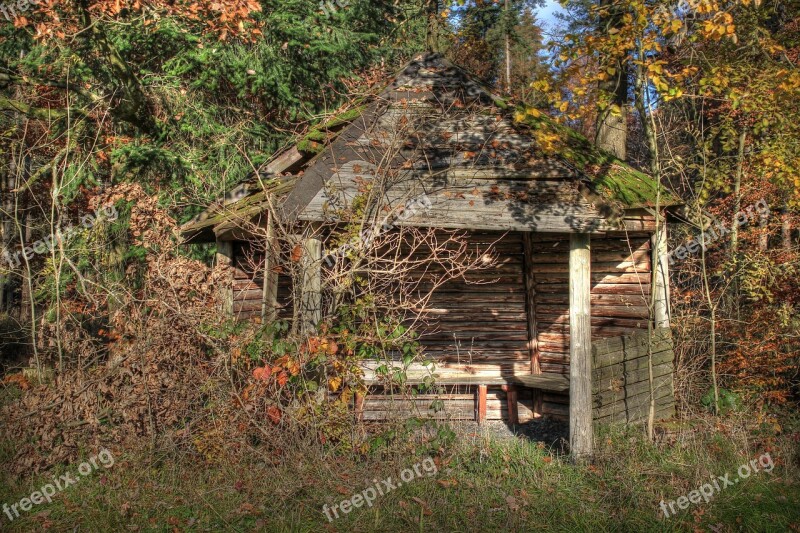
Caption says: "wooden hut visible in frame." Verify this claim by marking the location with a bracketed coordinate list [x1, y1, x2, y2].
[182, 53, 681, 457]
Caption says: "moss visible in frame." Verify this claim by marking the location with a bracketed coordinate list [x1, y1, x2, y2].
[297, 105, 366, 155]
[514, 105, 680, 209]
[297, 139, 324, 155]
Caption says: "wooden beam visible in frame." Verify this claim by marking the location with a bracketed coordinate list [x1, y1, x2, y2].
[569, 232, 593, 462]
[501, 384, 519, 425]
[300, 237, 322, 335]
[652, 223, 670, 328]
[354, 392, 365, 422]
[261, 213, 279, 323]
[216, 240, 233, 316]
[523, 233, 540, 374]
[476, 385, 487, 424]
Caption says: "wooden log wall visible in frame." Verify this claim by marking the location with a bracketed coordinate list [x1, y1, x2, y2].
[231, 241, 294, 321]
[592, 328, 676, 424]
[359, 231, 532, 382]
[530, 232, 653, 418]
[359, 385, 537, 422]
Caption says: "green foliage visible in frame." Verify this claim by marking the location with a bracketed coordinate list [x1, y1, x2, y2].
[702, 388, 742, 414]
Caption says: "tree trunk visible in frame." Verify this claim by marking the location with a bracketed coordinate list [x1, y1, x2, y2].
[505, 0, 512, 94]
[595, 0, 628, 160]
[425, 0, 439, 53]
[731, 129, 746, 254]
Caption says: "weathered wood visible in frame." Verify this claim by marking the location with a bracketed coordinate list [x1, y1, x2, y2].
[592, 328, 672, 357]
[511, 373, 570, 392]
[261, 213, 279, 322]
[594, 394, 674, 422]
[523, 233, 540, 375]
[593, 342, 674, 369]
[652, 222, 671, 328]
[569, 232, 593, 461]
[593, 361, 674, 391]
[300, 237, 322, 334]
[593, 347, 674, 376]
[501, 384, 519, 424]
[216, 240, 233, 316]
[593, 373, 673, 406]
[477, 384, 487, 424]
[354, 392, 365, 422]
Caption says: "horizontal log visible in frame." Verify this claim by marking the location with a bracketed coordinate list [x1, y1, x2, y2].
[593, 347, 674, 376]
[530, 249, 650, 263]
[593, 361, 674, 390]
[537, 304, 650, 319]
[531, 260, 651, 274]
[593, 342, 674, 369]
[536, 315, 650, 330]
[592, 328, 673, 357]
[593, 394, 674, 421]
[536, 293, 649, 306]
[593, 373, 673, 407]
[535, 283, 651, 295]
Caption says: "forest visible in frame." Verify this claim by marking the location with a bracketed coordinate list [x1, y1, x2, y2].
[0, 0, 799, 530]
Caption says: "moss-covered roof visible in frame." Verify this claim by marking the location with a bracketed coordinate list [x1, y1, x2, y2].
[297, 105, 368, 155]
[513, 106, 681, 209]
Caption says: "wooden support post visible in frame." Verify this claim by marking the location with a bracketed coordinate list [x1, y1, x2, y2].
[216, 240, 234, 316]
[476, 385, 487, 424]
[501, 384, 519, 425]
[523, 233, 542, 417]
[300, 237, 322, 335]
[569, 232, 593, 462]
[261, 213, 279, 323]
[523, 234, 540, 374]
[652, 223, 671, 329]
[354, 392, 365, 422]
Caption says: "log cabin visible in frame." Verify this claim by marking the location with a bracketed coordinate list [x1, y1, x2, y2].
[181, 53, 681, 458]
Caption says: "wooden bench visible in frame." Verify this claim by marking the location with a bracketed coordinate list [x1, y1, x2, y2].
[358, 373, 570, 425]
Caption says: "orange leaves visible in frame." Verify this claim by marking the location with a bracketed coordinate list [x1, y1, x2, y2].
[252, 366, 272, 381]
[251, 356, 296, 388]
[302, 336, 339, 357]
[3, 373, 31, 391]
[266, 405, 281, 424]
[290, 244, 303, 262]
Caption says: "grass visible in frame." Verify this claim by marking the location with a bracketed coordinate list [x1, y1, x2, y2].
[1, 411, 799, 532]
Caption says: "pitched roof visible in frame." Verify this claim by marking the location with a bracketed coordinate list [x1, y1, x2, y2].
[181, 53, 679, 242]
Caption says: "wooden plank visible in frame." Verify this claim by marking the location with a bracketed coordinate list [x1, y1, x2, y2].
[569, 232, 593, 462]
[652, 222, 671, 328]
[523, 233, 540, 375]
[261, 213, 279, 322]
[592, 328, 672, 357]
[216, 240, 234, 316]
[593, 342, 674, 369]
[511, 373, 570, 392]
[477, 384, 487, 424]
[593, 394, 674, 421]
[593, 361, 674, 391]
[593, 373, 673, 408]
[593, 346, 674, 374]
[300, 237, 322, 334]
[502, 384, 519, 425]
